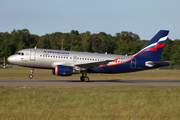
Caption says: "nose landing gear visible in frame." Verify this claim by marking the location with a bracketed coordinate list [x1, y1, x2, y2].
[29, 68, 34, 79]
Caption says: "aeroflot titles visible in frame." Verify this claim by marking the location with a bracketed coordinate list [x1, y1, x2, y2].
[43, 51, 69, 55]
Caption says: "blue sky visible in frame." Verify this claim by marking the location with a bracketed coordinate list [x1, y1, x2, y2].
[0, 0, 180, 40]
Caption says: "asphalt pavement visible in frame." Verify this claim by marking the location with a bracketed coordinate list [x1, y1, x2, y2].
[0, 79, 180, 86]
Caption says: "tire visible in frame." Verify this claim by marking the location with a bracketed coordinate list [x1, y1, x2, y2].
[83, 76, 89, 82]
[80, 76, 84, 81]
[29, 74, 33, 79]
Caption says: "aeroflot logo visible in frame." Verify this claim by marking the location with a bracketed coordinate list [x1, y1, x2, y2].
[43, 51, 69, 54]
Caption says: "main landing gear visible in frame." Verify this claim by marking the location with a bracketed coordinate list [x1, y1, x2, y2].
[29, 68, 34, 79]
[80, 71, 89, 82]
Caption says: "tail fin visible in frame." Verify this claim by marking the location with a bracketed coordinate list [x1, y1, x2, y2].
[134, 30, 169, 60]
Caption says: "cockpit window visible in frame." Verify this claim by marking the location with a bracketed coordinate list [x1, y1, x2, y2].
[15, 52, 24, 56]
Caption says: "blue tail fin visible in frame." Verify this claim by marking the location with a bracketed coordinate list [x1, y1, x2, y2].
[134, 30, 169, 60]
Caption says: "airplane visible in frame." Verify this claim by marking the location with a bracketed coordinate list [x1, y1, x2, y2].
[7, 30, 170, 82]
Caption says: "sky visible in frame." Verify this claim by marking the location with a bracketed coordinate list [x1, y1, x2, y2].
[0, 0, 180, 40]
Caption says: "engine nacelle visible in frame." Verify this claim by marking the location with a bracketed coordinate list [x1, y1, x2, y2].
[53, 65, 73, 76]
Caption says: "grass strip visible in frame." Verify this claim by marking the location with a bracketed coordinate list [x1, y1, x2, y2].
[0, 85, 180, 119]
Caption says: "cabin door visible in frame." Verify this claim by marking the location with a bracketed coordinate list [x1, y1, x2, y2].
[30, 50, 36, 61]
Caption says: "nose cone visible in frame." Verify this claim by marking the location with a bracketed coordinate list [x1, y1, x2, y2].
[7, 56, 12, 63]
[7, 56, 16, 64]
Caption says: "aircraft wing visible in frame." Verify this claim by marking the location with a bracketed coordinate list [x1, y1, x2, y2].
[75, 60, 113, 69]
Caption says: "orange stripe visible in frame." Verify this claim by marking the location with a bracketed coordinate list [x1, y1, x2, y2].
[100, 57, 135, 67]
[56, 65, 58, 75]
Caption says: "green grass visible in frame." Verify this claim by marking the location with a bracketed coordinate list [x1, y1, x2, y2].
[0, 66, 180, 79]
[0, 86, 180, 119]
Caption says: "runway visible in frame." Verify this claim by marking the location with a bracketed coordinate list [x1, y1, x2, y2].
[0, 79, 180, 86]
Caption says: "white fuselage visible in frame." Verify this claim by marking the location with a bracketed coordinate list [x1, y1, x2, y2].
[8, 48, 132, 69]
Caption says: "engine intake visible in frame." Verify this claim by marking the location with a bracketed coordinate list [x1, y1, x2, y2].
[53, 65, 73, 76]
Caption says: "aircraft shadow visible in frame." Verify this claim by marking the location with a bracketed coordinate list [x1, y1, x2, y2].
[65, 79, 131, 83]
[63, 79, 180, 83]
[34, 79, 132, 83]
[1, 79, 180, 84]
[0, 79, 132, 83]
[34, 79, 180, 83]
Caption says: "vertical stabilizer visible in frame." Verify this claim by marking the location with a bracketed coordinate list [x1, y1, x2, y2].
[134, 30, 169, 60]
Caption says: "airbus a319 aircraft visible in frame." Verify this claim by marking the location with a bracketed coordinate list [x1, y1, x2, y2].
[8, 30, 170, 82]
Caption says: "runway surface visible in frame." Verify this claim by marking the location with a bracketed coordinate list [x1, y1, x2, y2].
[0, 79, 180, 86]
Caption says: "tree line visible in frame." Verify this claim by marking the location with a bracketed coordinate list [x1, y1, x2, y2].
[0, 29, 180, 65]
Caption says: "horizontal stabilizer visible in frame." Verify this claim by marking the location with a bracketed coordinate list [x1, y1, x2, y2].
[145, 61, 170, 67]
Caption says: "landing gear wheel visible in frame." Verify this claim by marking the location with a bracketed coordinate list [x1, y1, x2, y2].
[83, 76, 89, 82]
[80, 71, 90, 82]
[29, 68, 34, 79]
[29, 74, 33, 79]
[80, 76, 85, 81]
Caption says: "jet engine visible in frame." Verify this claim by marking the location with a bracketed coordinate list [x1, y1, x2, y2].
[53, 65, 73, 76]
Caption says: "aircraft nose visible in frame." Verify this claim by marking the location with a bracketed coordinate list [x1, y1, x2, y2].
[7, 56, 15, 64]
